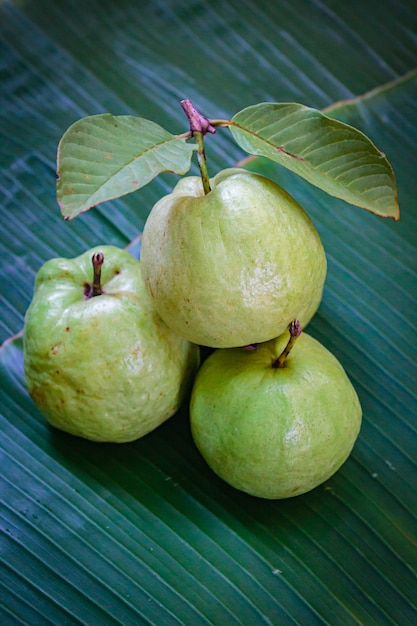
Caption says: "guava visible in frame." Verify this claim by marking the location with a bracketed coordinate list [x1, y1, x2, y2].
[190, 323, 362, 499]
[23, 245, 199, 443]
[140, 168, 327, 348]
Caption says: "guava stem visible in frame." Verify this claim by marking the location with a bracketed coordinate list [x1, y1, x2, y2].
[181, 99, 215, 195]
[91, 252, 104, 297]
[273, 320, 302, 368]
[207, 119, 232, 128]
[195, 132, 212, 195]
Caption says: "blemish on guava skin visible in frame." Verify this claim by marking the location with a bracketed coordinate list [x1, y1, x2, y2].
[65, 326, 70, 332]
[30, 386, 46, 406]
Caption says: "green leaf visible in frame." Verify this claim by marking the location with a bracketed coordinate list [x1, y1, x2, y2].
[57, 114, 196, 219]
[230, 103, 400, 219]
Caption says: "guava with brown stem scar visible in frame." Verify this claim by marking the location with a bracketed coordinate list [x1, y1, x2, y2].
[23, 245, 200, 443]
[190, 321, 362, 499]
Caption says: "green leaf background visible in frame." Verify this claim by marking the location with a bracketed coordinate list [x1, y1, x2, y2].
[1, 1, 416, 624]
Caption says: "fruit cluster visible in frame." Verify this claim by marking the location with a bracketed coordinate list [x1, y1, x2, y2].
[24, 167, 362, 499]
[26, 97, 398, 499]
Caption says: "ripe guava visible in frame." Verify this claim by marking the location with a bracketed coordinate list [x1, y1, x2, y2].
[190, 325, 362, 499]
[140, 168, 327, 348]
[23, 245, 199, 442]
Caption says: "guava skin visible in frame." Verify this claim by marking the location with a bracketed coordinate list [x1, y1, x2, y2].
[140, 168, 327, 348]
[23, 245, 200, 443]
[190, 332, 362, 499]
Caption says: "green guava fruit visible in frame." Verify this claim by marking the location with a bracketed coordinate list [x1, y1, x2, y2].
[23, 245, 199, 443]
[140, 168, 327, 348]
[190, 324, 362, 499]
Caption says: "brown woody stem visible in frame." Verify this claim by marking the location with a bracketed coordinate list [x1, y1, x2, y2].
[195, 132, 211, 195]
[273, 320, 302, 368]
[91, 252, 104, 297]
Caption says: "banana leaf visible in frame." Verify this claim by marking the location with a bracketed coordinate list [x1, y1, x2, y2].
[1, 1, 416, 624]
